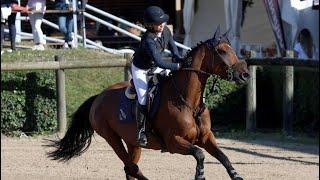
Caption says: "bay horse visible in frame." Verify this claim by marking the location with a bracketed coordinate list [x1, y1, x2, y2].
[48, 28, 249, 180]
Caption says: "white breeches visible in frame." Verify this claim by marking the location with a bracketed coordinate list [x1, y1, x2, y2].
[131, 63, 170, 105]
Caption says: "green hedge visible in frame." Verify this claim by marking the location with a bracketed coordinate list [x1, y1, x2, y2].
[1, 71, 57, 135]
[293, 68, 319, 133]
[205, 77, 246, 128]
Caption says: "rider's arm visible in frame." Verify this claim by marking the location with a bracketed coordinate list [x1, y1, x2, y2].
[145, 38, 180, 70]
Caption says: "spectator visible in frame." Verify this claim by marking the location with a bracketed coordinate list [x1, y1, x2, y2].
[27, 0, 46, 51]
[53, 0, 74, 49]
[1, 0, 28, 55]
[294, 28, 318, 59]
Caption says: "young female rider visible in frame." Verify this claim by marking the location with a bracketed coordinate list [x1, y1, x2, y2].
[131, 6, 190, 147]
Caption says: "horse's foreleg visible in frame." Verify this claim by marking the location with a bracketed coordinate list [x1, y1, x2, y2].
[197, 130, 243, 180]
[196, 109, 243, 180]
[168, 136, 205, 180]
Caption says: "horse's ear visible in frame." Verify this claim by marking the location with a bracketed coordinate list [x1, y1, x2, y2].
[213, 25, 221, 39]
[222, 28, 231, 38]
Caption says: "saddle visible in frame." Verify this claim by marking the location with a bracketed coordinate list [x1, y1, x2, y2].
[125, 70, 165, 115]
[124, 79, 137, 100]
[119, 68, 169, 123]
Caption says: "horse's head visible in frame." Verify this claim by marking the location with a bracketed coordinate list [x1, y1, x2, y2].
[188, 26, 250, 85]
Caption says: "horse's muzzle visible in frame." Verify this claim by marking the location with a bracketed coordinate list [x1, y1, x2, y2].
[240, 72, 250, 81]
[234, 72, 250, 85]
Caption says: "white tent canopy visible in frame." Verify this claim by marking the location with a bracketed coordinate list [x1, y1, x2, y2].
[280, 0, 319, 58]
[185, 0, 318, 59]
[183, 0, 195, 48]
[224, 0, 242, 55]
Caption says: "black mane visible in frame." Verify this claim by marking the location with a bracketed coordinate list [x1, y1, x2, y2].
[184, 41, 207, 58]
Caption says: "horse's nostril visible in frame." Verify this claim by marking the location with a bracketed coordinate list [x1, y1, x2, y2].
[241, 72, 250, 80]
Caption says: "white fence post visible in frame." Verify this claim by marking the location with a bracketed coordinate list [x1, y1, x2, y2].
[246, 65, 257, 131]
[282, 51, 294, 136]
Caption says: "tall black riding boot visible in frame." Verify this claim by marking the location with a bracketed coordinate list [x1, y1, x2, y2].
[136, 104, 147, 147]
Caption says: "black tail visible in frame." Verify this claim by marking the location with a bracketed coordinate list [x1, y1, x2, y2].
[47, 95, 98, 161]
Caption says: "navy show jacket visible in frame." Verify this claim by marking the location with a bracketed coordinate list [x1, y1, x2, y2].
[132, 26, 181, 70]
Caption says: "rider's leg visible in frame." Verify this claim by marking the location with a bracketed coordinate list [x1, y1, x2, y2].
[135, 103, 147, 147]
[131, 63, 148, 147]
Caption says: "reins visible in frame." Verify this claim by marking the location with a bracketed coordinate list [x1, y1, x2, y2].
[179, 67, 214, 76]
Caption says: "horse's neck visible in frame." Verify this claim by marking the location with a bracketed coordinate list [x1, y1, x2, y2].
[185, 45, 209, 108]
[177, 72, 208, 108]
[168, 45, 210, 109]
[174, 51, 209, 108]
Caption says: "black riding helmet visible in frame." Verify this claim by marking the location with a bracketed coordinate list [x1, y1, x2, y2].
[143, 6, 169, 24]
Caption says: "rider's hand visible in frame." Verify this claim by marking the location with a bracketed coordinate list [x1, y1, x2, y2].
[172, 57, 184, 63]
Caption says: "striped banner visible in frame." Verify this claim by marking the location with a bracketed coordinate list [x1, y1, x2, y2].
[263, 0, 287, 56]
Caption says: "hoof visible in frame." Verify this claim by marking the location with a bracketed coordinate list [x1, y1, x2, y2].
[125, 174, 135, 180]
[195, 177, 205, 180]
[232, 177, 243, 180]
[230, 169, 243, 180]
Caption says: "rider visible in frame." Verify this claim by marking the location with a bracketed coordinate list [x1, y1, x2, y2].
[131, 6, 189, 147]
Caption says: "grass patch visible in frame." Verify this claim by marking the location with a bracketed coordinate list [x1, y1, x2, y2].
[1, 45, 123, 62]
[65, 67, 124, 120]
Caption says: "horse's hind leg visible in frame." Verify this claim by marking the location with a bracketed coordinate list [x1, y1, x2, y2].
[197, 130, 243, 180]
[97, 126, 148, 180]
[125, 144, 147, 180]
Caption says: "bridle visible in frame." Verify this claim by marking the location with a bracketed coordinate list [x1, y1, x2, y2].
[169, 41, 236, 121]
[172, 42, 235, 82]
